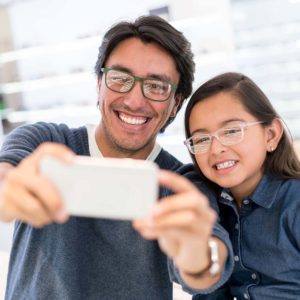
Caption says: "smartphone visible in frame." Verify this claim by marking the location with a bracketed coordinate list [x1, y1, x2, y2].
[39, 156, 159, 220]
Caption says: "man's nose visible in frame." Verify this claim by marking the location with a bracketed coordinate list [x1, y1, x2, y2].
[123, 80, 148, 109]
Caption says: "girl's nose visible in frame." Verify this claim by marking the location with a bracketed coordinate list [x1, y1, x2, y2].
[209, 136, 227, 155]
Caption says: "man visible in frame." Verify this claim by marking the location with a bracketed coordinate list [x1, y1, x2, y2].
[0, 16, 233, 299]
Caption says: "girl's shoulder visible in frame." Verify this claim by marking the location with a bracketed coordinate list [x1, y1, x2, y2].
[275, 177, 300, 206]
[280, 177, 300, 189]
[252, 175, 300, 209]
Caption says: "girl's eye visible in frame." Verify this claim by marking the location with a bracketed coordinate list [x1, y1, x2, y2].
[194, 136, 210, 144]
[223, 127, 241, 136]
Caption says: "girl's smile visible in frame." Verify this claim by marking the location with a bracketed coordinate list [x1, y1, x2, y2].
[213, 159, 238, 174]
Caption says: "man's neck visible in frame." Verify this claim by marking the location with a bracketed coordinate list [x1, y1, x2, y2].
[95, 125, 156, 160]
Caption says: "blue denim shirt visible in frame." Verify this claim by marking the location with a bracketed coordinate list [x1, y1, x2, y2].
[193, 175, 300, 300]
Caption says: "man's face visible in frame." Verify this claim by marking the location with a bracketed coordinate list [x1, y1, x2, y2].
[97, 37, 180, 158]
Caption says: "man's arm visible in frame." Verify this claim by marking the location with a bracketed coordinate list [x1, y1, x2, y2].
[0, 143, 74, 227]
[133, 170, 232, 291]
[179, 236, 227, 289]
[0, 162, 13, 180]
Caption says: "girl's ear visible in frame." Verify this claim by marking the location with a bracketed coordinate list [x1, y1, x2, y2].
[170, 94, 183, 117]
[265, 118, 284, 152]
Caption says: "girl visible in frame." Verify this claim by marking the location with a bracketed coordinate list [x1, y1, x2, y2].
[184, 72, 300, 299]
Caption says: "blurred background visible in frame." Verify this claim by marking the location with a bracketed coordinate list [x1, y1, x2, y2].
[0, 0, 300, 298]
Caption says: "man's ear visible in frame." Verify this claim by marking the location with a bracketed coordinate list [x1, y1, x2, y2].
[96, 76, 103, 108]
[265, 118, 284, 152]
[170, 94, 183, 117]
[97, 77, 102, 91]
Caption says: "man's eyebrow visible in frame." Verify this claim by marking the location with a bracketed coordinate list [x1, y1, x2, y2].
[107, 64, 173, 82]
[107, 64, 131, 73]
[147, 73, 173, 82]
[190, 118, 246, 136]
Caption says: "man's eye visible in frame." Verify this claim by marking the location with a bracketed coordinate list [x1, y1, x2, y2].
[145, 81, 168, 94]
[153, 82, 164, 89]
[111, 75, 131, 84]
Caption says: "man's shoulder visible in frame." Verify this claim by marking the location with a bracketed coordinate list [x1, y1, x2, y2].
[24, 121, 86, 135]
[156, 149, 216, 198]
[155, 148, 197, 176]
[7, 121, 84, 135]
[0, 122, 90, 164]
[155, 148, 183, 171]
[12, 122, 87, 142]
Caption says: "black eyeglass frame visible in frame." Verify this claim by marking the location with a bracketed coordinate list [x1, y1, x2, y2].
[101, 67, 178, 102]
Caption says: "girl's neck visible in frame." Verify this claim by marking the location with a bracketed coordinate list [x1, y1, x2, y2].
[230, 185, 256, 208]
[229, 170, 265, 208]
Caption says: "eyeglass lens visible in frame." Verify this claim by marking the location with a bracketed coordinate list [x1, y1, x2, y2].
[186, 121, 265, 154]
[105, 69, 172, 101]
[189, 126, 244, 153]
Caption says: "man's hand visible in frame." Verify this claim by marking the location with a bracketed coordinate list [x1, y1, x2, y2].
[0, 142, 75, 228]
[133, 170, 226, 289]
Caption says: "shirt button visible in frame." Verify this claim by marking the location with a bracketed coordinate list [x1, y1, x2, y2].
[251, 273, 257, 280]
[235, 223, 239, 230]
[243, 199, 250, 205]
[234, 255, 240, 262]
[243, 293, 249, 299]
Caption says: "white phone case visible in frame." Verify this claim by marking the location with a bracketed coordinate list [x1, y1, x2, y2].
[39, 156, 159, 220]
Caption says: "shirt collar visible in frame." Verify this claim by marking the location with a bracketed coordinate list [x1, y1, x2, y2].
[249, 174, 282, 208]
[219, 175, 283, 209]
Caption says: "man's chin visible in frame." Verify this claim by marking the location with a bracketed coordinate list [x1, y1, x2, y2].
[113, 139, 154, 155]
[117, 144, 149, 154]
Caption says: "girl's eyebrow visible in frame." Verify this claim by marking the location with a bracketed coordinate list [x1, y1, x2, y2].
[190, 118, 246, 136]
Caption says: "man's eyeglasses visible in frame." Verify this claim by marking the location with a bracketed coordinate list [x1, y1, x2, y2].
[184, 121, 265, 154]
[101, 67, 177, 102]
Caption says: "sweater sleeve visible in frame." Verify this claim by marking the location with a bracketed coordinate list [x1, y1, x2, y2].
[0, 123, 49, 166]
[0, 122, 89, 166]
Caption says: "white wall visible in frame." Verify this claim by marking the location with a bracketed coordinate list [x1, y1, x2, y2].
[0, 223, 13, 252]
[0, 222, 13, 299]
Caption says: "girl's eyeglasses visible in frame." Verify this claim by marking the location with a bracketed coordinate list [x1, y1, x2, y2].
[184, 121, 265, 154]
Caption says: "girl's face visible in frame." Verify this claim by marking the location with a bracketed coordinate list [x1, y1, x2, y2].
[189, 92, 270, 203]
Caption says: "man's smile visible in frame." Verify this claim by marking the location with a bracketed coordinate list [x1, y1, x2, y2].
[118, 111, 148, 125]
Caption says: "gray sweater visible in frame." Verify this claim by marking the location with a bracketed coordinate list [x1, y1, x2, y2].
[0, 122, 233, 300]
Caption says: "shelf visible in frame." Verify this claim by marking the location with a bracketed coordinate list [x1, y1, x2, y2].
[0, 71, 93, 94]
[0, 35, 102, 64]
[0, 14, 234, 65]
[5, 105, 99, 123]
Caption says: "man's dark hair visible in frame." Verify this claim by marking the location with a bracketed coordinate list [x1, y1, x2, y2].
[95, 15, 195, 131]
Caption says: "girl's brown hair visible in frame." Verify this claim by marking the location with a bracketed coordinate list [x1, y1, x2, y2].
[185, 72, 300, 183]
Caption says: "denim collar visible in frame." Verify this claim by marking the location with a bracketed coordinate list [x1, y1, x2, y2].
[219, 174, 282, 209]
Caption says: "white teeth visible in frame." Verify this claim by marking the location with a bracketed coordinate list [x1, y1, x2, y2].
[119, 113, 147, 125]
[216, 161, 236, 170]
